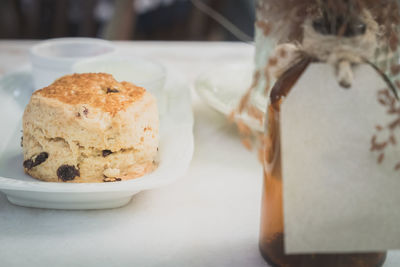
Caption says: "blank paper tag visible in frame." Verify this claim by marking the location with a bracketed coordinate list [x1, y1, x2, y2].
[281, 63, 400, 254]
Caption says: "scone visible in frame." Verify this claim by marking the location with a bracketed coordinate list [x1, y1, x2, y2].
[22, 73, 159, 183]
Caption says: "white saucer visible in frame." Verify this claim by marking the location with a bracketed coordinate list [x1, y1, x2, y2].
[194, 63, 266, 132]
[0, 66, 194, 210]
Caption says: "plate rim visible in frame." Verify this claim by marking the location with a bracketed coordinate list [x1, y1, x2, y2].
[194, 62, 265, 132]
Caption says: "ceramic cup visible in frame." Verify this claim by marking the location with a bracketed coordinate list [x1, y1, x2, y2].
[30, 38, 116, 90]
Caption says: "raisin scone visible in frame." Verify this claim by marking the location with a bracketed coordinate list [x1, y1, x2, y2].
[22, 73, 159, 183]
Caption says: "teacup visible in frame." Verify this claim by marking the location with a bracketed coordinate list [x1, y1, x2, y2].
[30, 38, 116, 90]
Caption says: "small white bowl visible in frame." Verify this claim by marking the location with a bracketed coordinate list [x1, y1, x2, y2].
[73, 56, 167, 114]
[30, 38, 116, 89]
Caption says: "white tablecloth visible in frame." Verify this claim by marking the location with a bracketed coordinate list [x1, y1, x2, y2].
[0, 41, 398, 267]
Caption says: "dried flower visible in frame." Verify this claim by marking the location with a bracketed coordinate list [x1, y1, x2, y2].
[233, 0, 400, 152]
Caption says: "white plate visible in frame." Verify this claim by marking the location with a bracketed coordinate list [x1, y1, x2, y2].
[0, 66, 194, 210]
[194, 63, 266, 132]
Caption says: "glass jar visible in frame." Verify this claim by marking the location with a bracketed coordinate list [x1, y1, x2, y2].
[259, 58, 387, 267]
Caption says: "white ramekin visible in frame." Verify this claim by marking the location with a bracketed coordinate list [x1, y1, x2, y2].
[30, 38, 116, 90]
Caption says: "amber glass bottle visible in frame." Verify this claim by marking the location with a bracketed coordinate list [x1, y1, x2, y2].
[259, 58, 387, 267]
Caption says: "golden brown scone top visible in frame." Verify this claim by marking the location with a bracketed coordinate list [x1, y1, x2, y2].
[35, 73, 146, 115]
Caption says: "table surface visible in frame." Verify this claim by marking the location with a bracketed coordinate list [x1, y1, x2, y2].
[0, 41, 398, 267]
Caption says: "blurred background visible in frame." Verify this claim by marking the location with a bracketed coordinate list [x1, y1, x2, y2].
[0, 0, 255, 41]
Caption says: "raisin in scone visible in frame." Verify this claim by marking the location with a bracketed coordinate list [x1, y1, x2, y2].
[22, 73, 159, 183]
